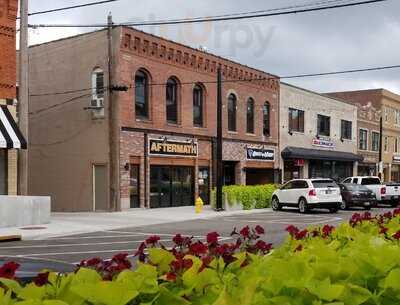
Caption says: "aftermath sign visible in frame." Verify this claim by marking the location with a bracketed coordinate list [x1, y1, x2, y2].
[149, 138, 198, 157]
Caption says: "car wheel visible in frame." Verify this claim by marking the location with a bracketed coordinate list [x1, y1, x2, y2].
[340, 200, 348, 210]
[298, 198, 308, 214]
[271, 197, 282, 211]
[391, 202, 399, 208]
[364, 206, 371, 211]
[329, 207, 339, 213]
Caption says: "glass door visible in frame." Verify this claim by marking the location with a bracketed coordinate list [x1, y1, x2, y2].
[198, 167, 210, 205]
[129, 165, 140, 208]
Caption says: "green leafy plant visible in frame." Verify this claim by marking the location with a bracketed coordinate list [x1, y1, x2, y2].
[211, 184, 278, 210]
[2, 210, 400, 304]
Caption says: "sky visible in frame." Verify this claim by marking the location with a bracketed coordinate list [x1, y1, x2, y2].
[23, 0, 400, 94]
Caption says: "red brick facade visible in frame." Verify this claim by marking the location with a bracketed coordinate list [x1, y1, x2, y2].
[0, 0, 17, 99]
[117, 27, 280, 209]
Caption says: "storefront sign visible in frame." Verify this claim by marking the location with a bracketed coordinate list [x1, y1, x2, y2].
[312, 138, 334, 149]
[393, 156, 400, 163]
[294, 159, 305, 167]
[149, 138, 198, 157]
[246, 147, 275, 161]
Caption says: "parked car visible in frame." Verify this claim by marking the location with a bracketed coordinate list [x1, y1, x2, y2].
[338, 183, 376, 210]
[271, 179, 341, 213]
[342, 176, 400, 207]
[0, 257, 75, 283]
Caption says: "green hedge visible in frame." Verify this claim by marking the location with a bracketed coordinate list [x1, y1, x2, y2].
[211, 184, 278, 210]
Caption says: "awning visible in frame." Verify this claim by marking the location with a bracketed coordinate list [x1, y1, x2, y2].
[0, 105, 27, 149]
[282, 146, 363, 162]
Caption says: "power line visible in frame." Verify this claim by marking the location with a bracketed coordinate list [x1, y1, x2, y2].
[28, 0, 389, 28]
[17, 0, 120, 19]
[28, 63, 400, 98]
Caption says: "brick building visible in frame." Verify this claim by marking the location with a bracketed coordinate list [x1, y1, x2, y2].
[328, 89, 400, 182]
[0, 0, 26, 195]
[28, 27, 280, 212]
[280, 83, 360, 183]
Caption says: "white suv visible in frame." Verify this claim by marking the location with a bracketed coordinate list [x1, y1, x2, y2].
[271, 179, 342, 213]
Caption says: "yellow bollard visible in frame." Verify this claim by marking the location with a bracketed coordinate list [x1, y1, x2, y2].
[195, 197, 204, 214]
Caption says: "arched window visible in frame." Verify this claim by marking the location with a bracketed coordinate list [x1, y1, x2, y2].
[246, 98, 255, 134]
[166, 77, 179, 124]
[193, 84, 204, 127]
[228, 93, 237, 132]
[263, 101, 270, 136]
[91, 68, 104, 104]
[135, 69, 149, 119]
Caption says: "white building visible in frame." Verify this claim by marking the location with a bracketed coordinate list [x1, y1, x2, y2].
[280, 83, 361, 183]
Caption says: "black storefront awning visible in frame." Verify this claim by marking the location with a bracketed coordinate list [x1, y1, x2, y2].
[282, 146, 363, 162]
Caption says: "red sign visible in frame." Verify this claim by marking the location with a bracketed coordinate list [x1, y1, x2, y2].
[294, 159, 305, 167]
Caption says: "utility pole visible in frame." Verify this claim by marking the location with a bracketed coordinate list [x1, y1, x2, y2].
[378, 116, 383, 180]
[18, 0, 29, 195]
[107, 13, 120, 211]
[216, 67, 223, 211]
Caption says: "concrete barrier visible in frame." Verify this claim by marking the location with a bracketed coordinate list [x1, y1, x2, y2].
[0, 196, 51, 228]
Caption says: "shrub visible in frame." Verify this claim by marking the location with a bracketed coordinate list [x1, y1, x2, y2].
[211, 184, 278, 210]
[2, 209, 400, 304]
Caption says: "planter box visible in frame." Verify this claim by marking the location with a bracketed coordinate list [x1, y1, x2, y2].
[0, 196, 51, 228]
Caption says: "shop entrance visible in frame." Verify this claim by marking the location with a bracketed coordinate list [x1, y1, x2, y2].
[246, 168, 274, 185]
[309, 160, 353, 182]
[150, 166, 194, 208]
[198, 167, 210, 205]
[223, 162, 237, 185]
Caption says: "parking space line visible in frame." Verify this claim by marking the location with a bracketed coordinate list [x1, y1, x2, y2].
[51, 234, 149, 240]
[16, 248, 140, 258]
[0, 239, 172, 250]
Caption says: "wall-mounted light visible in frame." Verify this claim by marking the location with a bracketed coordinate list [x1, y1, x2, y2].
[288, 130, 293, 136]
[124, 163, 130, 171]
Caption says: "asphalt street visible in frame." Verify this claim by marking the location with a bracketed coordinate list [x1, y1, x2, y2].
[0, 207, 395, 265]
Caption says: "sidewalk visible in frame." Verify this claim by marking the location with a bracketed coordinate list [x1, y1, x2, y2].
[0, 206, 272, 240]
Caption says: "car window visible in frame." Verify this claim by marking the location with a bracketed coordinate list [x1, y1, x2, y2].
[342, 178, 351, 183]
[281, 182, 293, 190]
[292, 181, 308, 189]
[353, 178, 359, 184]
[312, 180, 338, 188]
[361, 178, 381, 185]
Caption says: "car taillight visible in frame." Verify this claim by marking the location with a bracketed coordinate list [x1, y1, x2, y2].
[381, 187, 386, 195]
[309, 189, 317, 196]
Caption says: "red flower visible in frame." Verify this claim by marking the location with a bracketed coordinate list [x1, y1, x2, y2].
[380, 227, 388, 235]
[166, 272, 177, 282]
[112, 253, 129, 262]
[199, 256, 213, 273]
[34, 272, 50, 287]
[240, 226, 250, 238]
[255, 240, 272, 253]
[146, 235, 161, 245]
[393, 208, 400, 217]
[86, 257, 103, 267]
[295, 229, 308, 240]
[189, 241, 208, 256]
[322, 225, 335, 237]
[255, 225, 265, 235]
[286, 225, 300, 237]
[172, 234, 184, 246]
[0, 262, 20, 279]
[392, 231, 400, 240]
[206, 232, 220, 245]
[311, 229, 320, 237]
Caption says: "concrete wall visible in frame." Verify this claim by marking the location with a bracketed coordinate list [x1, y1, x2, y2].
[28, 30, 113, 212]
[0, 196, 50, 228]
[280, 83, 358, 154]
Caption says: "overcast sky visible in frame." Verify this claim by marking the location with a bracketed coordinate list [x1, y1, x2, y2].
[24, 0, 400, 94]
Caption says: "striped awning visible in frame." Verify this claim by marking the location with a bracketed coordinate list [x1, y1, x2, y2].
[0, 105, 27, 149]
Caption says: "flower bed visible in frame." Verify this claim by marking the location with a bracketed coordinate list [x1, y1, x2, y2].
[2, 210, 400, 304]
[211, 184, 278, 210]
